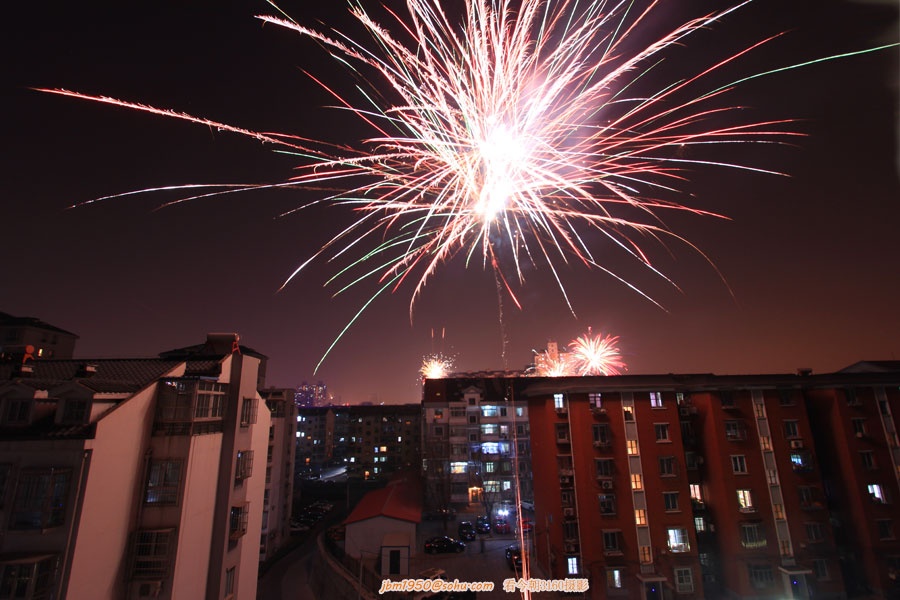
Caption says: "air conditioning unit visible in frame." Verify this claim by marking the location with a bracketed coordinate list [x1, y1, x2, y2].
[563, 508, 575, 517]
[601, 479, 614, 490]
[790, 440, 804, 449]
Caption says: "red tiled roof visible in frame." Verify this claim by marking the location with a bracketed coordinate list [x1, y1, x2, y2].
[344, 476, 422, 525]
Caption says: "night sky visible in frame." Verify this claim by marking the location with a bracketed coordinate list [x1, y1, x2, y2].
[4, 0, 898, 404]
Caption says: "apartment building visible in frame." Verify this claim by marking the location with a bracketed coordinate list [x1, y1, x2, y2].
[296, 404, 421, 480]
[258, 387, 298, 563]
[426, 366, 900, 599]
[422, 375, 532, 512]
[0, 333, 270, 600]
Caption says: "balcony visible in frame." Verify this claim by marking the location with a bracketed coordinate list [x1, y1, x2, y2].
[593, 440, 611, 450]
[591, 407, 608, 418]
[154, 379, 226, 436]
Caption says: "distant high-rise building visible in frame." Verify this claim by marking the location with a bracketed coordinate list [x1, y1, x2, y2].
[0, 333, 272, 600]
[295, 381, 329, 408]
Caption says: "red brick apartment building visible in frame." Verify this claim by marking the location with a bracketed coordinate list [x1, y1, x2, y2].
[425, 363, 900, 599]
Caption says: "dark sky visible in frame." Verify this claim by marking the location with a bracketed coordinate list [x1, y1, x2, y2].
[3, 0, 898, 404]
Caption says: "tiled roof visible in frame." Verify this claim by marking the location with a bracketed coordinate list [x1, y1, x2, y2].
[345, 475, 422, 525]
[0, 359, 182, 391]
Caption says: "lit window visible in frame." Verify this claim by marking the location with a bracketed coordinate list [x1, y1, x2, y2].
[773, 503, 785, 519]
[694, 516, 706, 532]
[598, 494, 616, 515]
[635, 509, 647, 525]
[737, 489, 754, 512]
[623, 406, 634, 421]
[554, 394, 565, 409]
[649, 392, 663, 408]
[689, 484, 703, 503]
[567, 556, 579, 575]
[868, 483, 888, 503]
[606, 569, 623, 589]
[630, 474, 643, 490]
[626, 440, 639, 455]
[667, 528, 690, 552]
[639, 546, 652, 564]
[589, 393, 602, 408]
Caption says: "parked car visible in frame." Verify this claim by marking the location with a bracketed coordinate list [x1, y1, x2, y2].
[516, 519, 534, 536]
[505, 544, 522, 570]
[425, 536, 466, 554]
[475, 515, 491, 534]
[494, 518, 511, 534]
[457, 521, 477, 541]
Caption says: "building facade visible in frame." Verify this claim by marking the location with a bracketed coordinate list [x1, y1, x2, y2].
[422, 375, 532, 513]
[0, 333, 271, 600]
[258, 387, 298, 563]
[425, 366, 900, 599]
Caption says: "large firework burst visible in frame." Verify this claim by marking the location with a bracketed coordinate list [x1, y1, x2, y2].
[37, 0, 892, 368]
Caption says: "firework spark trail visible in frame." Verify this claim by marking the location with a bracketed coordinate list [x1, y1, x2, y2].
[35, 0, 895, 370]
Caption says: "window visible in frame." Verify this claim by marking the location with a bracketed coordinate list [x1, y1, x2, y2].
[623, 406, 634, 421]
[240, 398, 258, 426]
[607, 568, 624, 589]
[10, 468, 70, 530]
[649, 392, 663, 408]
[675, 568, 694, 593]
[667, 528, 690, 552]
[595, 459, 614, 478]
[737, 489, 754, 512]
[689, 484, 703, 503]
[235, 450, 254, 482]
[4, 399, 31, 425]
[869, 483, 888, 503]
[773, 504, 785, 519]
[759, 436, 772, 450]
[659, 456, 676, 477]
[481, 405, 498, 417]
[812, 559, 829, 581]
[845, 388, 860, 406]
[145, 460, 182, 505]
[664, 492, 679, 511]
[740, 523, 767, 549]
[748, 564, 774, 589]
[626, 440, 638, 455]
[592, 424, 610, 446]
[791, 451, 813, 472]
[783, 420, 799, 438]
[554, 394, 565, 410]
[225, 567, 236, 597]
[0, 464, 10, 509]
[654, 423, 670, 442]
[630, 473, 643, 490]
[589, 392, 602, 408]
[603, 531, 621, 554]
[731, 455, 747, 474]
[860, 451, 876, 470]
[566, 556, 579, 575]
[694, 516, 706, 532]
[805, 522, 824, 543]
[0, 555, 57, 599]
[555, 423, 570, 442]
[725, 420, 745, 441]
[852, 418, 867, 436]
[877, 519, 894, 540]
[635, 509, 647, 525]
[598, 494, 616, 515]
[131, 529, 173, 578]
[684, 451, 699, 470]
[229, 503, 250, 540]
